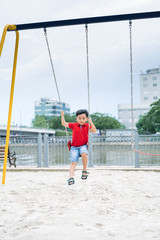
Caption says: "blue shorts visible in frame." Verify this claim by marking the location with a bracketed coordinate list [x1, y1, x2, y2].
[70, 145, 88, 163]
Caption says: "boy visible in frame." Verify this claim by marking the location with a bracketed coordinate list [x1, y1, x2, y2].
[61, 109, 96, 185]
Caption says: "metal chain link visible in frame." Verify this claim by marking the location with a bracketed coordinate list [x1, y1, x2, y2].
[44, 28, 61, 104]
[129, 20, 134, 148]
[85, 24, 91, 137]
[85, 24, 90, 117]
[43, 28, 69, 139]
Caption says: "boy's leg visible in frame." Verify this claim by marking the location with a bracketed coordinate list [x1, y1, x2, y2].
[80, 145, 89, 179]
[80, 145, 88, 172]
[69, 162, 77, 178]
[69, 146, 79, 181]
[81, 153, 88, 171]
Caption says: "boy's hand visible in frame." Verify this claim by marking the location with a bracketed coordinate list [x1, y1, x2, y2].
[61, 111, 69, 128]
[88, 117, 97, 133]
[88, 118, 93, 124]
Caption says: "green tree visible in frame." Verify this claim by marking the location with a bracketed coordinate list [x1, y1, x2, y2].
[136, 99, 160, 134]
[90, 112, 125, 135]
[49, 113, 76, 130]
[32, 115, 48, 128]
[32, 112, 124, 134]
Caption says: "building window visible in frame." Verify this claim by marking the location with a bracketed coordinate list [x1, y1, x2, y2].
[153, 83, 157, 87]
[153, 96, 158, 100]
[153, 77, 157, 80]
[143, 84, 148, 87]
[143, 77, 147, 81]
[144, 97, 148, 100]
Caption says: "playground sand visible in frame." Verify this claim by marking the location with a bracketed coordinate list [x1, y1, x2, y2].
[0, 169, 160, 240]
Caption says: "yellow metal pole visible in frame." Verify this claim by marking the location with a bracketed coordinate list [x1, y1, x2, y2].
[0, 25, 16, 56]
[0, 25, 19, 184]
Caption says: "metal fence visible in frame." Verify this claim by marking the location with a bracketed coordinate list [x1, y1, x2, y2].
[0, 137, 38, 167]
[92, 135, 134, 166]
[138, 134, 160, 166]
[0, 131, 160, 168]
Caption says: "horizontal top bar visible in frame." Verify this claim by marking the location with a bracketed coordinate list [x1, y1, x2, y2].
[8, 11, 160, 31]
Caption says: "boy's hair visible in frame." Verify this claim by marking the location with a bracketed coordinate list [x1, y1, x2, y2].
[76, 109, 88, 117]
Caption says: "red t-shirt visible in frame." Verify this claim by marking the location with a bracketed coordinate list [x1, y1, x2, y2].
[68, 122, 91, 147]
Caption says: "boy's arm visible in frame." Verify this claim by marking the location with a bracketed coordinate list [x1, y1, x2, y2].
[89, 118, 96, 133]
[61, 111, 69, 128]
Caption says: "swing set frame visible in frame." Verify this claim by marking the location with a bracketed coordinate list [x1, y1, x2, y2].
[1, 11, 160, 184]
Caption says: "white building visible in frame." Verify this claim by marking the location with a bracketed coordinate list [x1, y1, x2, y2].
[140, 67, 160, 104]
[35, 98, 70, 117]
[118, 103, 150, 129]
[118, 66, 160, 129]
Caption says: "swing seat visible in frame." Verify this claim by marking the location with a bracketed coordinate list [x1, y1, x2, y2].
[67, 140, 72, 151]
[67, 141, 82, 158]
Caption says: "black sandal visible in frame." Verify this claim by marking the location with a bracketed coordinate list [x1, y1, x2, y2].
[81, 171, 89, 180]
[67, 178, 75, 185]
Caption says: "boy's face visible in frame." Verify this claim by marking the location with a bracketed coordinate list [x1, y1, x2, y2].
[76, 113, 88, 125]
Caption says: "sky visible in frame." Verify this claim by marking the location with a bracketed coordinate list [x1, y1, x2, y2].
[0, 0, 160, 127]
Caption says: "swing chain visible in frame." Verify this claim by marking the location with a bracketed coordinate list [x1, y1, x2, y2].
[43, 28, 62, 104]
[85, 24, 90, 117]
[129, 20, 134, 148]
[44, 28, 69, 139]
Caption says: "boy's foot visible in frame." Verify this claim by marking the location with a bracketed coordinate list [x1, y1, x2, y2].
[81, 171, 89, 180]
[67, 178, 75, 185]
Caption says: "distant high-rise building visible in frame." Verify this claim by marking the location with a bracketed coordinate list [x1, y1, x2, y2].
[118, 66, 160, 129]
[118, 103, 150, 129]
[35, 98, 70, 117]
[140, 67, 160, 104]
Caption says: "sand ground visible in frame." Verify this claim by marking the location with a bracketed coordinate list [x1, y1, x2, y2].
[0, 169, 160, 240]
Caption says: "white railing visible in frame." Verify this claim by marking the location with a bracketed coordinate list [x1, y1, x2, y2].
[0, 132, 160, 167]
